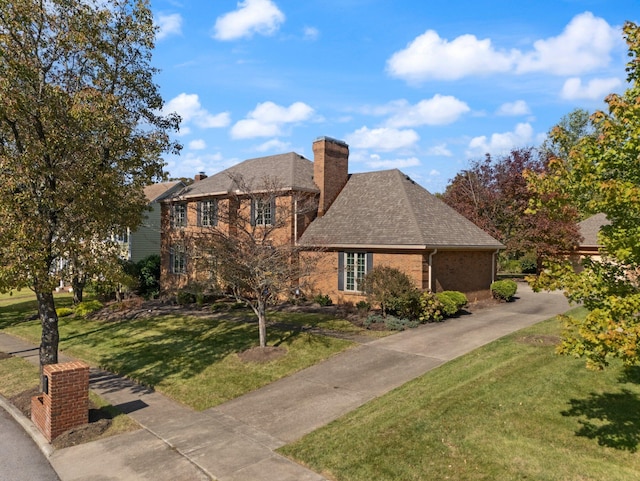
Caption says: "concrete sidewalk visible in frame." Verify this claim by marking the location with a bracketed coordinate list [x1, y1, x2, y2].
[0, 284, 570, 481]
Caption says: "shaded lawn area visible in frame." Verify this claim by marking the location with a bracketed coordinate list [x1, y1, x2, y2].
[2, 304, 356, 410]
[280, 307, 640, 481]
[0, 291, 74, 330]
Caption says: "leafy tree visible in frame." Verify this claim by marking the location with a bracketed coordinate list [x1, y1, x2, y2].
[540, 108, 595, 161]
[441, 148, 580, 265]
[527, 22, 640, 369]
[0, 0, 180, 369]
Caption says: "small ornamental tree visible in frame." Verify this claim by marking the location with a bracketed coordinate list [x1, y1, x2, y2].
[175, 173, 320, 349]
[0, 0, 180, 370]
[526, 22, 640, 370]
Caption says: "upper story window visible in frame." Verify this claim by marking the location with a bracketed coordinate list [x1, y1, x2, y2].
[338, 252, 372, 292]
[199, 200, 218, 227]
[114, 230, 129, 243]
[172, 203, 187, 228]
[252, 198, 274, 226]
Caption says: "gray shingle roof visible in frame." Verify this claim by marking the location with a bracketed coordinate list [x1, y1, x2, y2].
[144, 181, 184, 203]
[578, 213, 610, 247]
[299, 169, 503, 249]
[178, 152, 319, 199]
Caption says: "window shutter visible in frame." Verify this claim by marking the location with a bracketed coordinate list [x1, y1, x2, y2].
[169, 248, 175, 274]
[197, 202, 202, 226]
[250, 199, 256, 226]
[337, 252, 344, 291]
[213, 201, 218, 226]
[366, 252, 373, 273]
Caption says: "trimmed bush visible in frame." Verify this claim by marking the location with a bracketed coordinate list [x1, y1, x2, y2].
[491, 279, 518, 302]
[75, 300, 103, 317]
[176, 290, 196, 305]
[361, 266, 416, 317]
[56, 307, 74, 318]
[364, 313, 385, 328]
[419, 292, 444, 322]
[384, 315, 419, 331]
[435, 291, 468, 316]
[313, 294, 333, 306]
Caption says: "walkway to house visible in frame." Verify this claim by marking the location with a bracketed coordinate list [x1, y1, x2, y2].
[0, 283, 570, 481]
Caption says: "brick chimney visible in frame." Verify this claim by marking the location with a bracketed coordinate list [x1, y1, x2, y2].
[194, 172, 207, 182]
[313, 137, 349, 217]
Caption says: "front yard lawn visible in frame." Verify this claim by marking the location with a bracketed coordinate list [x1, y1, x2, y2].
[1, 299, 363, 410]
[279, 307, 640, 481]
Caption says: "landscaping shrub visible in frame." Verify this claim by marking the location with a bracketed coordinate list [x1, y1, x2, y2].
[313, 294, 333, 306]
[435, 291, 468, 316]
[491, 279, 518, 301]
[176, 289, 196, 305]
[56, 307, 74, 318]
[384, 315, 419, 331]
[75, 300, 103, 317]
[386, 289, 422, 320]
[355, 300, 370, 312]
[135, 254, 161, 299]
[361, 266, 416, 316]
[364, 313, 385, 328]
[519, 253, 538, 274]
[419, 292, 444, 322]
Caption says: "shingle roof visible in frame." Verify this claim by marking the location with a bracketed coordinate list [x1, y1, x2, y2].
[178, 152, 319, 199]
[144, 181, 184, 203]
[578, 213, 610, 247]
[299, 169, 503, 249]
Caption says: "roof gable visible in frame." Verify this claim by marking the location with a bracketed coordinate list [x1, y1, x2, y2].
[144, 181, 185, 203]
[179, 152, 319, 199]
[578, 213, 610, 247]
[299, 169, 503, 249]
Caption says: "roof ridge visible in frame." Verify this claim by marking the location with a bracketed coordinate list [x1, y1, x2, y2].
[394, 170, 426, 244]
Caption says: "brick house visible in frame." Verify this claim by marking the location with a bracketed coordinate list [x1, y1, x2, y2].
[161, 137, 503, 300]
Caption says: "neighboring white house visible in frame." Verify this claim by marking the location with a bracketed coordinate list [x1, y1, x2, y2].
[117, 180, 185, 263]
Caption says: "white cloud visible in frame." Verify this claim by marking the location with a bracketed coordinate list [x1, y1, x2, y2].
[516, 12, 619, 75]
[164, 93, 231, 130]
[156, 13, 182, 40]
[467, 123, 534, 156]
[429, 169, 440, 176]
[385, 95, 470, 127]
[213, 0, 285, 41]
[561, 77, 622, 100]
[346, 126, 419, 151]
[387, 12, 620, 83]
[303, 26, 319, 41]
[255, 139, 292, 152]
[231, 101, 315, 139]
[366, 155, 421, 170]
[427, 144, 453, 157]
[164, 152, 224, 179]
[497, 100, 530, 116]
[188, 139, 206, 150]
[387, 30, 517, 82]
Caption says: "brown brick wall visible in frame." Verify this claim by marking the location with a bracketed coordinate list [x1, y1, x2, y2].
[31, 361, 89, 442]
[302, 249, 496, 304]
[432, 250, 496, 301]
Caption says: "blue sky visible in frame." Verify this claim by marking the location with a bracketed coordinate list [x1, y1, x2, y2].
[152, 0, 637, 193]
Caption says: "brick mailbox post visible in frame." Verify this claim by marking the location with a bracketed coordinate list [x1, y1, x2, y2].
[31, 361, 90, 442]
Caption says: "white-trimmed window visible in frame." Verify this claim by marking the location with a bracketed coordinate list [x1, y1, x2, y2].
[172, 203, 187, 228]
[170, 244, 186, 274]
[251, 198, 274, 226]
[338, 252, 372, 292]
[198, 200, 218, 227]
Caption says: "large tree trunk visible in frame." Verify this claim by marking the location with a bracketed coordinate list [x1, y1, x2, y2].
[36, 290, 59, 369]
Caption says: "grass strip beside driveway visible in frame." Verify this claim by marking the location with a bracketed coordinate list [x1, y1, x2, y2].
[279, 308, 640, 481]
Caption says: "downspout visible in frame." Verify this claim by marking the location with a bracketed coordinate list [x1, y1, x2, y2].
[492, 249, 500, 282]
[428, 249, 437, 292]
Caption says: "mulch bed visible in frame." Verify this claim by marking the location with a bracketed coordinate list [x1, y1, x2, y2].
[237, 346, 287, 363]
[518, 335, 561, 346]
[8, 386, 117, 449]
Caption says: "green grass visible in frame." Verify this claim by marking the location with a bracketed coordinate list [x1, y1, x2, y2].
[0, 290, 74, 330]
[2, 304, 357, 410]
[279, 307, 640, 481]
